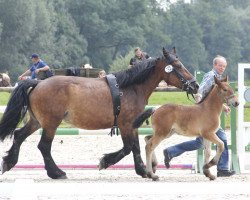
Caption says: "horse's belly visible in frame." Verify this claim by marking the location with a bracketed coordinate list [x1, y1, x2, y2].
[172, 123, 199, 137]
[64, 108, 114, 130]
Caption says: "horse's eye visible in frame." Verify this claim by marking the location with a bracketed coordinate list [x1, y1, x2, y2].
[223, 89, 227, 92]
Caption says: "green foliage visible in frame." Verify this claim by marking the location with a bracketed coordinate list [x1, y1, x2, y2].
[0, 0, 249, 81]
[109, 49, 134, 73]
[164, 3, 207, 73]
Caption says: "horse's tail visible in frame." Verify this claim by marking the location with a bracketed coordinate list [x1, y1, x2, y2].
[133, 108, 155, 129]
[0, 79, 39, 141]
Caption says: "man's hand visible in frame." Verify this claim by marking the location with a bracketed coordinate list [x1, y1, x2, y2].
[35, 68, 40, 74]
[18, 75, 25, 80]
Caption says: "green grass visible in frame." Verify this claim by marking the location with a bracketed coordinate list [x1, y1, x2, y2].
[148, 91, 194, 105]
[0, 92, 11, 105]
[0, 91, 249, 128]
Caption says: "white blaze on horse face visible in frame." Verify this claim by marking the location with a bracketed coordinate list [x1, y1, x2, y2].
[165, 65, 173, 73]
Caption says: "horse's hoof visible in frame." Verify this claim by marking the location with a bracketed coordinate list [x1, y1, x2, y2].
[98, 158, 107, 170]
[49, 174, 68, 179]
[141, 173, 147, 178]
[57, 175, 68, 179]
[146, 172, 152, 178]
[209, 175, 216, 181]
[152, 165, 157, 173]
[1, 161, 11, 174]
[47, 171, 67, 179]
[152, 175, 159, 181]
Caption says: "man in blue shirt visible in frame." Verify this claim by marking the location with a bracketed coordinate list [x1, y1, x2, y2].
[163, 55, 235, 177]
[18, 54, 51, 80]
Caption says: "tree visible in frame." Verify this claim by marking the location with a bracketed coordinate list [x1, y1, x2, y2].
[109, 49, 135, 73]
[193, 1, 242, 79]
[47, 0, 89, 68]
[164, 3, 207, 73]
[67, 0, 156, 71]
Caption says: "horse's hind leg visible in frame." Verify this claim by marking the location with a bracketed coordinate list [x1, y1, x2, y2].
[38, 129, 67, 179]
[99, 128, 148, 177]
[1, 118, 40, 174]
[132, 132, 147, 178]
[145, 134, 163, 181]
[203, 135, 224, 180]
[144, 135, 158, 173]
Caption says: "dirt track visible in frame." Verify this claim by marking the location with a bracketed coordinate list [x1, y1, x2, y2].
[0, 134, 250, 199]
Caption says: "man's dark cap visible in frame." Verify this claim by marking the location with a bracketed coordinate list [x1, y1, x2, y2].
[31, 53, 39, 59]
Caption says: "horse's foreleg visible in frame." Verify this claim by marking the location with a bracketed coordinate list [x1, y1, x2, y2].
[38, 129, 67, 179]
[1, 119, 40, 174]
[203, 135, 224, 181]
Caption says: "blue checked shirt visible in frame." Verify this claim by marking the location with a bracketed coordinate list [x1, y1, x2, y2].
[198, 69, 222, 100]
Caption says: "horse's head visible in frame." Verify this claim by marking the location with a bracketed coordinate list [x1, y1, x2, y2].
[214, 76, 239, 107]
[161, 47, 199, 94]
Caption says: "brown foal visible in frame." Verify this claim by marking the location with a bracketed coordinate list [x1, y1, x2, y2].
[133, 76, 239, 181]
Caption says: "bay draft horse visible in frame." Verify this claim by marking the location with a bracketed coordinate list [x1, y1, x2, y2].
[0, 48, 199, 179]
[133, 76, 239, 181]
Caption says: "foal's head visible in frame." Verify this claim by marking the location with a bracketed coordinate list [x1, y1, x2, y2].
[215, 76, 239, 107]
[161, 47, 199, 94]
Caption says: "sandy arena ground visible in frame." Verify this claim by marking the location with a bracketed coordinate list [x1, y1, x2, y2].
[0, 134, 250, 199]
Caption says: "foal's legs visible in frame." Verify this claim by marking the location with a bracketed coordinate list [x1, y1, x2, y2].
[145, 133, 164, 181]
[203, 139, 211, 164]
[203, 134, 224, 180]
[1, 117, 40, 173]
[144, 135, 158, 173]
[38, 129, 67, 179]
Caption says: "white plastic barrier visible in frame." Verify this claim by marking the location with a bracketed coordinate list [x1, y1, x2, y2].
[237, 63, 250, 172]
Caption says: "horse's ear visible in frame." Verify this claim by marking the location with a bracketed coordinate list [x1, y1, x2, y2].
[162, 47, 168, 56]
[214, 76, 222, 87]
[172, 47, 176, 54]
[221, 75, 228, 82]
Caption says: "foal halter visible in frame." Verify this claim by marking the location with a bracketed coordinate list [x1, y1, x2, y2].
[218, 88, 236, 105]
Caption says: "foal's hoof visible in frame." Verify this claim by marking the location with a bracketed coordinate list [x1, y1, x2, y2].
[152, 175, 159, 181]
[141, 173, 147, 178]
[209, 175, 216, 181]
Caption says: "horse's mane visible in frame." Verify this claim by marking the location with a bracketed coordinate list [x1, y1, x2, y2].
[196, 85, 215, 104]
[113, 58, 158, 88]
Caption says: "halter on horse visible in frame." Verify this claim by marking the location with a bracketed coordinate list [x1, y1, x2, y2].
[0, 48, 199, 179]
[133, 76, 239, 181]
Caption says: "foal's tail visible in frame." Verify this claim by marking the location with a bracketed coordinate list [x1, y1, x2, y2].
[0, 79, 39, 141]
[133, 108, 155, 129]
